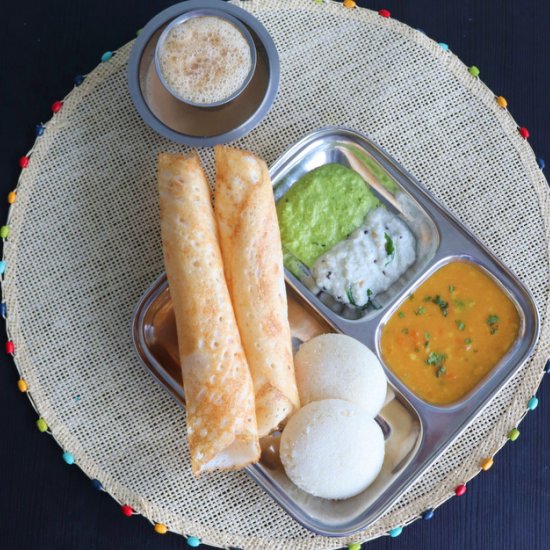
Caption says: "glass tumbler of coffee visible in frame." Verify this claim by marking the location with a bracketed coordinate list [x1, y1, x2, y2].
[155, 9, 257, 109]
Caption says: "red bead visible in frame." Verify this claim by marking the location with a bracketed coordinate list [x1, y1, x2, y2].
[121, 505, 133, 517]
[51, 101, 63, 113]
[379, 9, 391, 18]
[19, 156, 29, 169]
[455, 484, 467, 496]
[5, 341, 14, 354]
[518, 127, 530, 139]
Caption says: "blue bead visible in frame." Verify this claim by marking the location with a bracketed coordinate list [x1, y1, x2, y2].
[35, 124, 45, 137]
[528, 396, 539, 410]
[74, 74, 85, 86]
[187, 536, 201, 547]
[0, 261, 5, 275]
[91, 478, 104, 491]
[63, 451, 75, 465]
[422, 508, 434, 520]
[438, 42, 449, 51]
[537, 157, 545, 170]
[101, 51, 113, 62]
[0, 303, 6, 318]
[389, 526, 403, 537]
[545, 359, 550, 373]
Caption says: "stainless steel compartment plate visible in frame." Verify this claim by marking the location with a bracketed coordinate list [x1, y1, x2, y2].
[132, 127, 539, 537]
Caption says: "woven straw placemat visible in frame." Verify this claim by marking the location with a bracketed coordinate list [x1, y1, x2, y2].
[3, 1, 549, 548]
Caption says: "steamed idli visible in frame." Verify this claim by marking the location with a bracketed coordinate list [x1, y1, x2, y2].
[280, 399, 385, 499]
[295, 333, 387, 417]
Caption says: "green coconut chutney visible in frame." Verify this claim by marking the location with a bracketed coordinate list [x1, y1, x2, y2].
[276, 163, 378, 269]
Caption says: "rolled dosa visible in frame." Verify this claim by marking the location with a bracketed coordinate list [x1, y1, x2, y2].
[158, 152, 260, 475]
[214, 146, 300, 437]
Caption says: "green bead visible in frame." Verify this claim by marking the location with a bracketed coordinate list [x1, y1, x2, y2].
[136, 28, 143, 36]
[508, 428, 520, 441]
[348, 544, 362, 550]
[36, 418, 48, 432]
[0, 226, 9, 239]
[469, 65, 480, 77]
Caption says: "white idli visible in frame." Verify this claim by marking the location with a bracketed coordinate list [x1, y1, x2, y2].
[280, 399, 385, 499]
[295, 333, 387, 417]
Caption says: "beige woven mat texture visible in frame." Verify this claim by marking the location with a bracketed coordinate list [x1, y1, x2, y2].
[4, 1, 549, 548]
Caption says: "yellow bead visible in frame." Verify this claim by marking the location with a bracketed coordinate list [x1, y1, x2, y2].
[17, 379, 28, 392]
[496, 96, 508, 109]
[154, 523, 168, 535]
[343, 0, 357, 8]
[480, 457, 493, 471]
[7, 191, 16, 204]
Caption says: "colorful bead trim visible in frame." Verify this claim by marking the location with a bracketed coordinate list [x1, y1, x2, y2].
[455, 484, 467, 496]
[1, 25, 544, 548]
[518, 127, 530, 139]
[378, 9, 391, 18]
[468, 65, 480, 77]
[343, 0, 356, 9]
[154, 523, 168, 535]
[389, 526, 403, 537]
[91, 478, 104, 491]
[496, 96, 508, 109]
[528, 396, 539, 410]
[63, 451, 75, 465]
[121, 505, 134, 517]
[422, 508, 434, 520]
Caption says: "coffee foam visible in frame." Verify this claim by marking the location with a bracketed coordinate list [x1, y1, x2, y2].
[158, 16, 252, 105]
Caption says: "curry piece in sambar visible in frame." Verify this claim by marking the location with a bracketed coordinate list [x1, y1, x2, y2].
[380, 261, 520, 405]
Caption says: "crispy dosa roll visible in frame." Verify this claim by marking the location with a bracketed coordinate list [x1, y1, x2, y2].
[214, 146, 300, 437]
[158, 152, 260, 475]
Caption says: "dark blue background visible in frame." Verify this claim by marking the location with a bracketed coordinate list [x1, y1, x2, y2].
[1, 1, 549, 549]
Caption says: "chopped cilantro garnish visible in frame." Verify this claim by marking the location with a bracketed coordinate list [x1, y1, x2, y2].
[455, 320, 465, 331]
[384, 232, 395, 257]
[408, 293, 415, 301]
[424, 331, 431, 340]
[465, 337, 472, 345]
[423, 295, 433, 302]
[401, 328, 409, 334]
[449, 285, 455, 293]
[346, 286, 356, 306]
[415, 306, 426, 316]
[432, 295, 448, 317]
[487, 314, 500, 335]
[436, 366, 447, 378]
[426, 351, 447, 366]
[398, 311, 405, 318]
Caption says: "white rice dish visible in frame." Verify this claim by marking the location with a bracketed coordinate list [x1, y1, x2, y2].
[295, 333, 387, 417]
[311, 206, 416, 306]
[280, 399, 385, 499]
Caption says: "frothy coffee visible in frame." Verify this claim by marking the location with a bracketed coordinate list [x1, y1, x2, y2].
[158, 16, 252, 105]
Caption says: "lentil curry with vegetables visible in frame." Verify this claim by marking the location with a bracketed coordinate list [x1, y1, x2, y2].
[380, 261, 520, 405]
